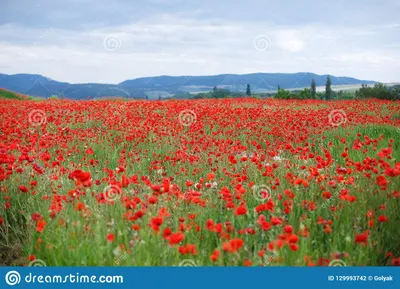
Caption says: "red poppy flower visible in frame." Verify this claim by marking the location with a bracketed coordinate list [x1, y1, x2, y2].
[378, 215, 389, 223]
[168, 232, 185, 245]
[106, 233, 115, 242]
[234, 204, 247, 216]
[392, 257, 400, 266]
[210, 250, 220, 262]
[223, 238, 244, 253]
[355, 232, 368, 245]
[36, 220, 46, 233]
[19, 185, 28, 193]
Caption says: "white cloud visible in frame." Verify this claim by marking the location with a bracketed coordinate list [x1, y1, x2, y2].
[0, 6, 399, 83]
[275, 37, 305, 52]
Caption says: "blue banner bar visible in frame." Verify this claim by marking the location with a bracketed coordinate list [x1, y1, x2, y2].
[0, 267, 399, 289]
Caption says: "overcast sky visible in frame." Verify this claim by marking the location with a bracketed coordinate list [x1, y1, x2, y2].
[0, 0, 399, 84]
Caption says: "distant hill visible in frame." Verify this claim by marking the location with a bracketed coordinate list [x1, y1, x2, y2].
[0, 72, 375, 100]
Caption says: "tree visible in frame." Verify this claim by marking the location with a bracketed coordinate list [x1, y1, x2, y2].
[274, 89, 291, 99]
[158, 94, 161, 100]
[194, 93, 208, 99]
[391, 85, 400, 100]
[212, 88, 230, 99]
[311, 79, 316, 99]
[299, 88, 312, 99]
[246, 84, 251, 96]
[356, 83, 392, 100]
[213, 86, 217, 91]
[277, 85, 281, 91]
[325, 76, 332, 100]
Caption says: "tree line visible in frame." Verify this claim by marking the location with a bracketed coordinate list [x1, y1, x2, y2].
[191, 77, 399, 100]
[274, 76, 399, 100]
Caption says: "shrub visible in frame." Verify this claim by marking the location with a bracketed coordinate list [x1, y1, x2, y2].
[274, 89, 291, 99]
[356, 83, 393, 100]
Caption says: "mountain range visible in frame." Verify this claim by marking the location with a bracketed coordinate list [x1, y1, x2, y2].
[0, 73, 375, 100]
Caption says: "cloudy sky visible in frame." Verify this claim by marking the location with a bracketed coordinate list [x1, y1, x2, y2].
[0, 0, 399, 84]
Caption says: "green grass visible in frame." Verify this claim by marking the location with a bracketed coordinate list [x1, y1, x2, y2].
[0, 89, 24, 100]
[1, 100, 399, 267]
[2, 123, 399, 266]
[318, 124, 400, 161]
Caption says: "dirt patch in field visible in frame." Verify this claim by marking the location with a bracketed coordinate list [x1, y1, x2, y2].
[0, 243, 26, 266]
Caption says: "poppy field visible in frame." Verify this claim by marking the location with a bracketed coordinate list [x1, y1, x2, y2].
[0, 98, 399, 267]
